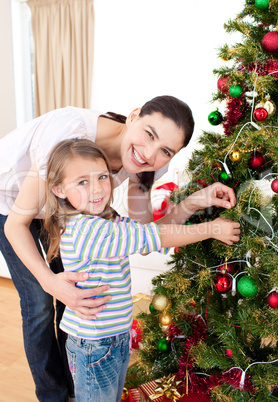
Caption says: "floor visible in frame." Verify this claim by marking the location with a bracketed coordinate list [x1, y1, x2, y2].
[0, 277, 36, 401]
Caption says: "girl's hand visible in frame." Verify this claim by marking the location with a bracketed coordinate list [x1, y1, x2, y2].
[45, 272, 112, 320]
[210, 217, 241, 245]
[187, 182, 236, 212]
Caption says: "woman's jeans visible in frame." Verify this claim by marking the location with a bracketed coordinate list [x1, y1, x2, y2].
[66, 332, 131, 402]
[0, 215, 74, 401]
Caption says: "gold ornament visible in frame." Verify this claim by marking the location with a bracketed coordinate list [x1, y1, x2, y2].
[151, 294, 169, 312]
[255, 94, 276, 117]
[229, 149, 241, 162]
[159, 312, 173, 326]
[165, 300, 172, 311]
[121, 387, 129, 401]
[149, 375, 184, 401]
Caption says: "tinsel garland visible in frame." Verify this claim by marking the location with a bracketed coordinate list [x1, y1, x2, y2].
[223, 95, 246, 137]
[239, 58, 278, 79]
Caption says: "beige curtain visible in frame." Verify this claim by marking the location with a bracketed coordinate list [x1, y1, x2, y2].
[27, 0, 94, 117]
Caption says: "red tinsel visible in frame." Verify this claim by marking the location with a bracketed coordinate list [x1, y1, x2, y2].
[239, 58, 278, 79]
[223, 95, 247, 136]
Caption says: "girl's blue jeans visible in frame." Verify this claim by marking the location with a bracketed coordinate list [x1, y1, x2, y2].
[0, 215, 74, 401]
[66, 331, 131, 402]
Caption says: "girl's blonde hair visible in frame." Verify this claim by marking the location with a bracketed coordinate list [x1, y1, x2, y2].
[44, 138, 114, 262]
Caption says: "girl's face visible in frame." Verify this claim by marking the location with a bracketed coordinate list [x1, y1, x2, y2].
[53, 156, 112, 215]
[120, 110, 184, 174]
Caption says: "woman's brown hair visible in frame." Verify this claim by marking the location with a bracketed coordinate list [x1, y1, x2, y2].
[44, 138, 114, 262]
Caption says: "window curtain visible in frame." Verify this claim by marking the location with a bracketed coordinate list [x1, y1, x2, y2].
[27, 0, 94, 117]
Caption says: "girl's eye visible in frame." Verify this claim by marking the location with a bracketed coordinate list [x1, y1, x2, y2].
[147, 131, 154, 139]
[99, 174, 108, 180]
[79, 180, 88, 186]
[162, 149, 171, 157]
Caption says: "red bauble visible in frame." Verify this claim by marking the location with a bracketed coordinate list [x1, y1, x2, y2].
[262, 31, 278, 54]
[226, 349, 233, 359]
[253, 107, 268, 121]
[214, 273, 232, 293]
[196, 179, 208, 188]
[217, 76, 230, 94]
[271, 178, 278, 193]
[131, 319, 142, 349]
[218, 262, 235, 275]
[174, 247, 180, 254]
[267, 290, 278, 309]
[248, 151, 266, 171]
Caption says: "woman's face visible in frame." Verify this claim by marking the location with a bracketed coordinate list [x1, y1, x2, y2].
[120, 110, 185, 174]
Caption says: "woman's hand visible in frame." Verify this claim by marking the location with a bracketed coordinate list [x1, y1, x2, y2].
[210, 217, 241, 245]
[45, 271, 112, 320]
[186, 182, 236, 212]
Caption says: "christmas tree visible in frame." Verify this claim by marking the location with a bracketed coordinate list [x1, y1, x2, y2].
[133, 0, 278, 400]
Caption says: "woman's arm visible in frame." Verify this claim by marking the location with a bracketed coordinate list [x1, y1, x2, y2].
[127, 179, 153, 223]
[156, 182, 236, 225]
[4, 163, 111, 319]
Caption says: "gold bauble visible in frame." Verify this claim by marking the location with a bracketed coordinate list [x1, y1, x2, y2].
[229, 149, 241, 162]
[121, 387, 129, 401]
[159, 312, 173, 326]
[152, 294, 169, 312]
[165, 300, 172, 311]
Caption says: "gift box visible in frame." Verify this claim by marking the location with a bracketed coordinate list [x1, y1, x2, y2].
[133, 293, 152, 317]
[128, 388, 141, 401]
[138, 377, 211, 402]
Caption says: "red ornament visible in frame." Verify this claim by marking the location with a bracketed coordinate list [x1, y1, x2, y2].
[253, 107, 268, 121]
[218, 262, 235, 275]
[131, 319, 142, 349]
[214, 273, 232, 293]
[262, 31, 278, 54]
[217, 76, 230, 94]
[174, 247, 180, 254]
[196, 179, 208, 188]
[190, 299, 196, 307]
[271, 178, 278, 193]
[226, 349, 233, 359]
[248, 151, 266, 171]
[267, 290, 278, 309]
[212, 162, 222, 171]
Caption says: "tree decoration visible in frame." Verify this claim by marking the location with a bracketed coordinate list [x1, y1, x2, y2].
[255, 0, 269, 9]
[248, 151, 266, 171]
[158, 338, 171, 353]
[149, 303, 157, 314]
[152, 294, 170, 312]
[253, 107, 268, 121]
[267, 290, 278, 309]
[208, 110, 223, 126]
[214, 273, 232, 293]
[262, 31, 278, 54]
[218, 170, 231, 184]
[271, 178, 278, 193]
[237, 276, 258, 297]
[229, 84, 243, 98]
[159, 312, 173, 326]
[217, 75, 230, 94]
[256, 95, 276, 117]
[226, 349, 234, 359]
[229, 149, 241, 162]
[218, 262, 235, 275]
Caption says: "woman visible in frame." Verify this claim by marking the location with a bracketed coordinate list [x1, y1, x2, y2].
[1, 95, 235, 401]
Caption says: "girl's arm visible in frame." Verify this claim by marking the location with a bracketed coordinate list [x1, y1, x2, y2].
[4, 163, 111, 320]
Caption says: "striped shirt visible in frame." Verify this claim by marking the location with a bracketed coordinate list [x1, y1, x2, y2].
[60, 214, 162, 339]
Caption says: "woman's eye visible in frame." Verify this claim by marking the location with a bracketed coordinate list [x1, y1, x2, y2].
[147, 131, 154, 139]
[162, 149, 171, 157]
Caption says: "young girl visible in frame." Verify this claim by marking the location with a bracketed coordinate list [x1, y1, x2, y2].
[44, 138, 240, 402]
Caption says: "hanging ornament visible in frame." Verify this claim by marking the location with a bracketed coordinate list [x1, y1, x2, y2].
[262, 31, 278, 54]
[214, 273, 232, 293]
[196, 178, 208, 188]
[152, 294, 170, 312]
[229, 85, 243, 98]
[271, 178, 278, 193]
[255, 0, 269, 9]
[159, 312, 173, 326]
[218, 262, 235, 275]
[237, 276, 258, 297]
[149, 303, 157, 314]
[229, 149, 241, 162]
[174, 247, 180, 254]
[217, 75, 230, 94]
[267, 290, 278, 309]
[158, 338, 171, 353]
[253, 107, 268, 121]
[218, 170, 231, 184]
[121, 388, 129, 401]
[248, 151, 266, 171]
[256, 95, 276, 117]
[213, 162, 223, 171]
[208, 110, 223, 126]
[226, 349, 234, 359]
